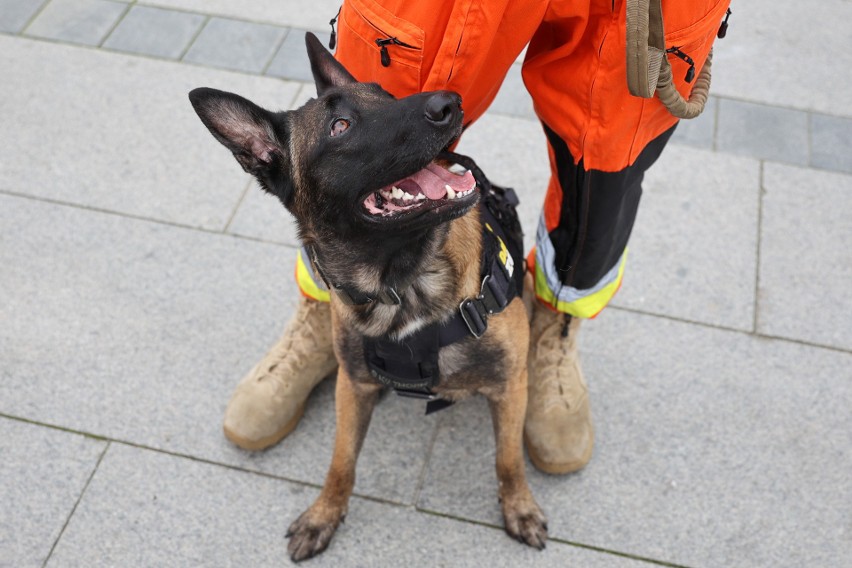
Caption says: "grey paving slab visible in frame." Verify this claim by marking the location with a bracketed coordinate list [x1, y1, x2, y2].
[143, 0, 342, 32]
[102, 4, 206, 59]
[48, 443, 649, 567]
[711, 0, 852, 117]
[24, 0, 127, 46]
[0, 194, 435, 505]
[810, 112, 852, 174]
[716, 98, 809, 166]
[182, 16, 286, 74]
[613, 144, 760, 331]
[0, 0, 48, 33]
[226, 187, 301, 246]
[0, 417, 106, 568]
[266, 29, 331, 82]
[758, 163, 852, 351]
[0, 35, 300, 230]
[669, 96, 717, 150]
[419, 309, 852, 568]
[488, 63, 535, 119]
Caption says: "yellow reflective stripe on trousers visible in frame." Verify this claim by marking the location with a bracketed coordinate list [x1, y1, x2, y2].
[532, 214, 627, 318]
[296, 248, 330, 303]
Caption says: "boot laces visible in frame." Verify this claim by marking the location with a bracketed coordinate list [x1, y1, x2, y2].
[261, 300, 333, 384]
[533, 313, 586, 413]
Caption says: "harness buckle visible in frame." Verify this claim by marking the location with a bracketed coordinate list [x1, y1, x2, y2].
[479, 274, 509, 314]
[459, 298, 488, 338]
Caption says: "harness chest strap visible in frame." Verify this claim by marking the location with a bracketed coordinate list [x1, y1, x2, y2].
[363, 196, 522, 414]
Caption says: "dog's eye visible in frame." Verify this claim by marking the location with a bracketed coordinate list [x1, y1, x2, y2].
[330, 118, 350, 137]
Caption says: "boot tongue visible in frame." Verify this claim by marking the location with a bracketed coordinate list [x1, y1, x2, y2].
[404, 164, 475, 200]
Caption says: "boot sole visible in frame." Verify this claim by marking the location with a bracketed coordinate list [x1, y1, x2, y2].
[524, 429, 595, 475]
[223, 401, 307, 451]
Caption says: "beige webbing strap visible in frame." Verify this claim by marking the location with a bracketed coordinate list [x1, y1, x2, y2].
[625, 0, 712, 119]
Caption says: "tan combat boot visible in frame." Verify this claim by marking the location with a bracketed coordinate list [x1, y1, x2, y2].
[223, 296, 337, 450]
[524, 280, 595, 474]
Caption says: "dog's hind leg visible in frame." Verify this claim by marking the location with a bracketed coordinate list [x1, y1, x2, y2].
[487, 367, 549, 549]
[286, 370, 381, 562]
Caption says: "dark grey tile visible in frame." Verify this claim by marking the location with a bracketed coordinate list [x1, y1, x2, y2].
[24, 0, 127, 46]
[716, 98, 809, 165]
[0, 418, 106, 568]
[419, 309, 852, 568]
[0, 0, 48, 33]
[266, 29, 331, 82]
[670, 95, 717, 149]
[810, 112, 852, 174]
[758, 163, 852, 350]
[102, 5, 206, 59]
[183, 17, 286, 74]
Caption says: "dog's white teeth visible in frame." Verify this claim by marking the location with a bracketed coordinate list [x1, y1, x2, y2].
[392, 186, 403, 199]
[416, 193, 426, 201]
[445, 185, 457, 200]
[402, 191, 414, 201]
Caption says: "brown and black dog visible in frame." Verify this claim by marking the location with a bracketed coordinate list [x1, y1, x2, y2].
[190, 33, 546, 562]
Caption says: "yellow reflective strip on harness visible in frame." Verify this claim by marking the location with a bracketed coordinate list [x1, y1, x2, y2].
[532, 248, 627, 319]
[296, 249, 330, 303]
[484, 222, 514, 277]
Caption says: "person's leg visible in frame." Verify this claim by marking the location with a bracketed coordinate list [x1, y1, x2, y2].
[520, 0, 726, 473]
[523, 123, 675, 474]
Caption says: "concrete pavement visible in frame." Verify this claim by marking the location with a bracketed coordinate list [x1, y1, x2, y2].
[2, 1, 850, 566]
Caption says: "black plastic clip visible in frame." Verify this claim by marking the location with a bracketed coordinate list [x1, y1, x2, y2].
[459, 298, 488, 338]
[666, 46, 696, 83]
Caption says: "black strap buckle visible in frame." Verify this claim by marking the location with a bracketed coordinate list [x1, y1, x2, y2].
[459, 297, 488, 338]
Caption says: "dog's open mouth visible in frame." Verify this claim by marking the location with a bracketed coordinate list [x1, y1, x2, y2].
[362, 162, 477, 218]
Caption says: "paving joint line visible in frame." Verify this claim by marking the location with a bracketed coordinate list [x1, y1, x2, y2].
[97, 0, 133, 48]
[221, 178, 254, 233]
[0, 188, 300, 249]
[414, 506, 692, 568]
[177, 13, 210, 61]
[0, 410, 686, 566]
[411, 410, 444, 506]
[608, 304, 852, 355]
[40, 441, 111, 568]
[2, 187, 849, 354]
[19, 0, 52, 36]
[752, 161, 766, 334]
[261, 25, 291, 75]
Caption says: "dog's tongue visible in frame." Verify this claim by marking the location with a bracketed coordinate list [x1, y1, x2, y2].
[403, 163, 474, 199]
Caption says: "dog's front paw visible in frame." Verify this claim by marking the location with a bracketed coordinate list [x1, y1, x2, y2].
[286, 506, 344, 562]
[501, 491, 548, 550]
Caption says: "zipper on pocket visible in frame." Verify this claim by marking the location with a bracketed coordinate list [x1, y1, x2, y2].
[717, 8, 732, 39]
[666, 46, 696, 83]
[375, 36, 415, 67]
[328, 6, 342, 50]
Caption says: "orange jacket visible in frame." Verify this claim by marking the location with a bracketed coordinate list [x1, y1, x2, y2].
[334, 0, 730, 172]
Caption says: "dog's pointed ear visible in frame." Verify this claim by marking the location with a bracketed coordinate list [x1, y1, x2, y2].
[306, 31, 356, 95]
[189, 87, 294, 205]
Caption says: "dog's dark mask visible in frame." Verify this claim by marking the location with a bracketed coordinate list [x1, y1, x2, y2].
[189, 32, 478, 242]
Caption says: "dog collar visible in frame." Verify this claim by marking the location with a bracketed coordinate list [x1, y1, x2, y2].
[308, 248, 405, 306]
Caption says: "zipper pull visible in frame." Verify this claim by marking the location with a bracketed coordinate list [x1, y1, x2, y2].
[375, 37, 394, 67]
[328, 6, 341, 50]
[718, 8, 732, 39]
[666, 46, 696, 83]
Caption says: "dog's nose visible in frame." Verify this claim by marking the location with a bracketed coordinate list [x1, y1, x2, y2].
[424, 92, 461, 126]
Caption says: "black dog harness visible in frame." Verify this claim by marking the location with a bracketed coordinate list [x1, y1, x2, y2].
[316, 153, 524, 413]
